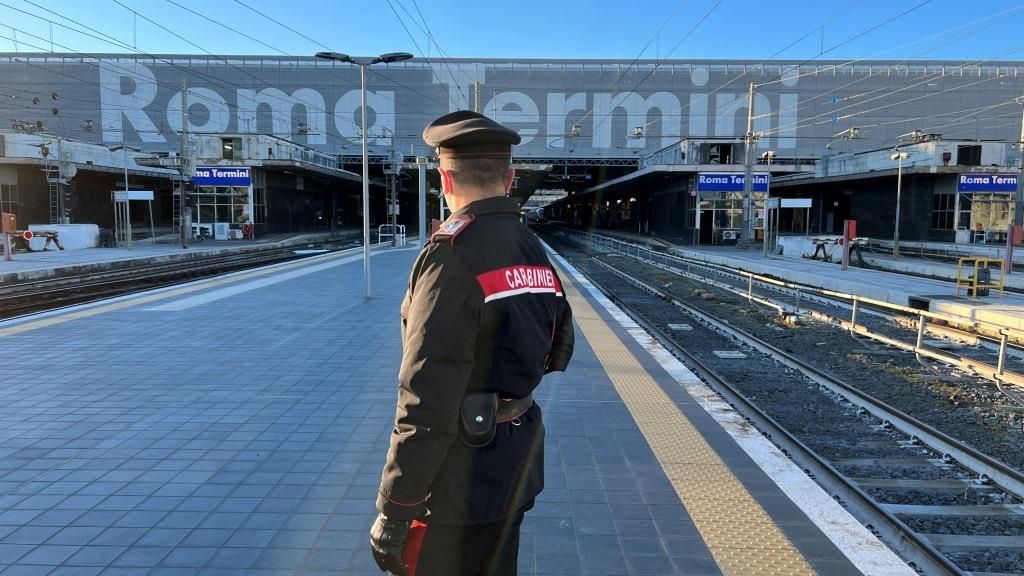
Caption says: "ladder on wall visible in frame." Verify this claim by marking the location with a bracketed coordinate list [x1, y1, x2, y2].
[42, 159, 62, 224]
[172, 188, 181, 234]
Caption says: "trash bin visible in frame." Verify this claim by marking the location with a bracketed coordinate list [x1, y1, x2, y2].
[971, 268, 991, 297]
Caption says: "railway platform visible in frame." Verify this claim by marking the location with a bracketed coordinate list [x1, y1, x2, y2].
[590, 229, 1024, 334]
[0, 230, 360, 285]
[0, 243, 913, 575]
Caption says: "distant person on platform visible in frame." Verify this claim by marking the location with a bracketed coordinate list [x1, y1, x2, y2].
[369, 110, 575, 576]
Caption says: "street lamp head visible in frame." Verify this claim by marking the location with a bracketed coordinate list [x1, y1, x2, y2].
[890, 151, 910, 161]
[375, 52, 414, 64]
[315, 51, 352, 63]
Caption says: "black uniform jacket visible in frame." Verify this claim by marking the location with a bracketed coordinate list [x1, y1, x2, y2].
[376, 196, 574, 525]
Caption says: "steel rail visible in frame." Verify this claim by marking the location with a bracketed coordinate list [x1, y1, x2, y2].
[589, 254, 1024, 506]
[0, 245, 352, 319]
[564, 230, 1024, 388]
[578, 255, 962, 576]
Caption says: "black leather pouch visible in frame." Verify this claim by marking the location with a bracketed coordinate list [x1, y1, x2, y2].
[459, 391, 497, 447]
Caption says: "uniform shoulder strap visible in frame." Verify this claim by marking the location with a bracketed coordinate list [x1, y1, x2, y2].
[431, 214, 476, 244]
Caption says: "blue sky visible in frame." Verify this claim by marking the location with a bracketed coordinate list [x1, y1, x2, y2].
[1, 0, 1023, 62]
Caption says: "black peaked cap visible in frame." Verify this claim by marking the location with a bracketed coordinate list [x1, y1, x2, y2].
[423, 110, 521, 158]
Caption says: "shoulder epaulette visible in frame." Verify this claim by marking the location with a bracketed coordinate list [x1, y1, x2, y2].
[431, 214, 475, 243]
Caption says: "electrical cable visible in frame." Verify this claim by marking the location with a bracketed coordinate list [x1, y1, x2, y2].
[379, 0, 458, 111]
[758, 3, 1024, 96]
[601, 0, 864, 148]
[762, 69, 1015, 138]
[10, 0, 364, 136]
[755, 24, 1024, 131]
[762, 0, 933, 86]
[228, 0, 445, 124]
[230, 0, 331, 51]
[164, 0, 449, 115]
[586, 0, 722, 138]
[0, 28, 360, 150]
[614, 0, 981, 151]
[569, 0, 688, 130]
[7, 0, 440, 152]
[391, 0, 465, 108]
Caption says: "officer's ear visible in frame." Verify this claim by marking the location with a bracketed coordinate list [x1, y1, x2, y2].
[504, 168, 515, 193]
[439, 168, 454, 196]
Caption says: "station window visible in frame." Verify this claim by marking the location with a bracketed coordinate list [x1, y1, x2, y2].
[956, 145, 981, 166]
[931, 192, 955, 230]
[0, 184, 18, 218]
[221, 138, 240, 160]
[252, 170, 266, 224]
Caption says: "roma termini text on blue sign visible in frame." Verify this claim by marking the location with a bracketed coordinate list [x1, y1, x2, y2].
[697, 173, 768, 192]
[957, 173, 1018, 193]
[192, 166, 252, 186]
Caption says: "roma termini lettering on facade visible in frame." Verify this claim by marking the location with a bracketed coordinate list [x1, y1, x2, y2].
[2, 56, 1020, 159]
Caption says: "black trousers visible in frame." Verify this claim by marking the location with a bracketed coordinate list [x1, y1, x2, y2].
[406, 508, 527, 576]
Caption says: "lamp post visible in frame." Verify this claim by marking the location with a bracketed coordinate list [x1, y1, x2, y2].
[761, 150, 776, 258]
[1015, 96, 1024, 226]
[315, 51, 413, 299]
[890, 151, 910, 259]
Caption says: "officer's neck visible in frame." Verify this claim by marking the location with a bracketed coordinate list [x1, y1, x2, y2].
[446, 189, 506, 214]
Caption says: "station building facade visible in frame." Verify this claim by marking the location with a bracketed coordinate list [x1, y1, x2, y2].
[1, 54, 1022, 241]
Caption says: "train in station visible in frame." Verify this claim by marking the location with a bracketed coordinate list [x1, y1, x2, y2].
[1, 55, 1023, 249]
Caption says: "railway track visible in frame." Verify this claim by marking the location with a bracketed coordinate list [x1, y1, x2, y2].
[0, 240, 359, 320]
[544, 231, 1024, 576]
[563, 229, 1024, 398]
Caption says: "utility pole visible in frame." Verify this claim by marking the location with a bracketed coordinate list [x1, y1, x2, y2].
[1015, 96, 1024, 226]
[741, 82, 757, 246]
[474, 82, 481, 113]
[390, 141, 398, 247]
[417, 157, 427, 246]
[179, 79, 189, 249]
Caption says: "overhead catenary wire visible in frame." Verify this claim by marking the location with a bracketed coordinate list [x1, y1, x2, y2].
[389, 0, 465, 109]
[228, 0, 446, 120]
[586, 0, 723, 138]
[612, 0, 945, 150]
[759, 2, 1024, 94]
[9, 0, 365, 137]
[159, 0, 450, 114]
[761, 0, 933, 86]
[4, 0, 442, 152]
[188, 0, 450, 154]
[601, 0, 865, 148]
[569, 0, 689, 130]
[761, 68, 1016, 138]
[754, 6, 1024, 126]
[382, 0, 460, 111]
[0, 28, 361, 150]
[760, 48, 1024, 138]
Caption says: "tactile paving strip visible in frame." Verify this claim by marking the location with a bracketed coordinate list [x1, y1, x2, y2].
[559, 266, 816, 576]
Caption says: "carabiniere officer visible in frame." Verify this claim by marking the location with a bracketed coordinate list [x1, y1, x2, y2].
[369, 110, 575, 576]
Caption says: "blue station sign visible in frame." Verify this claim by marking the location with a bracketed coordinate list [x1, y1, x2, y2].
[957, 173, 1018, 193]
[697, 172, 768, 192]
[193, 166, 252, 186]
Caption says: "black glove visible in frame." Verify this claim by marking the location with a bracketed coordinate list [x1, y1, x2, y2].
[370, 512, 411, 576]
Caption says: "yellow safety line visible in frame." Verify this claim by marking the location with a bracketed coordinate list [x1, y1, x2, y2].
[0, 250, 356, 338]
[558, 265, 816, 576]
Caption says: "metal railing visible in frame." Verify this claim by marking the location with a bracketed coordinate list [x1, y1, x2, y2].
[378, 224, 406, 247]
[560, 228, 1024, 388]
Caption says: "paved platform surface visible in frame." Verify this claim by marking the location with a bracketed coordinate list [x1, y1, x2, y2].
[0, 231, 359, 283]
[0, 244, 904, 575]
